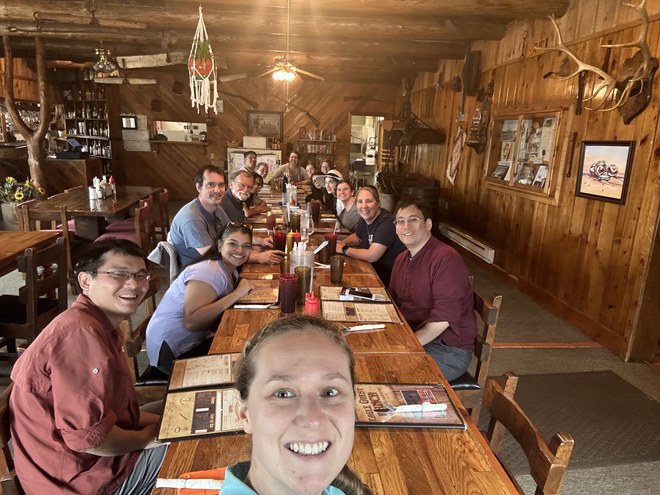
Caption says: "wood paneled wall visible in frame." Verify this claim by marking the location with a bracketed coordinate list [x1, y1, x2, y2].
[409, 0, 660, 360]
[0, 58, 39, 101]
[112, 71, 399, 200]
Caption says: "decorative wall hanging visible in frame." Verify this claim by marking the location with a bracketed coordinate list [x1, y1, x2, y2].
[188, 6, 218, 114]
[537, 0, 657, 124]
[575, 141, 635, 204]
[466, 81, 494, 154]
[447, 126, 466, 185]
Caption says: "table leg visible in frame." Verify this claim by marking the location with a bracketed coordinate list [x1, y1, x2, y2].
[74, 217, 107, 240]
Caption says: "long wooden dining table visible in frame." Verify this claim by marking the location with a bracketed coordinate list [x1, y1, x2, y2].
[153, 188, 517, 494]
[28, 185, 162, 240]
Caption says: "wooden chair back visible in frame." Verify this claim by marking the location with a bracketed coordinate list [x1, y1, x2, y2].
[19, 203, 78, 294]
[154, 188, 170, 242]
[98, 199, 156, 251]
[451, 290, 502, 423]
[0, 237, 68, 357]
[484, 372, 574, 495]
[119, 276, 167, 403]
[0, 384, 24, 495]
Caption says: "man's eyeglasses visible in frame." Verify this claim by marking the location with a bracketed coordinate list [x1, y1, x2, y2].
[394, 216, 423, 226]
[233, 180, 253, 190]
[91, 270, 152, 282]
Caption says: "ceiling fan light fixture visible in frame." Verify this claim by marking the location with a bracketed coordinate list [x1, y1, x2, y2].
[272, 66, 296, 82]
[92, 44, 118, 75]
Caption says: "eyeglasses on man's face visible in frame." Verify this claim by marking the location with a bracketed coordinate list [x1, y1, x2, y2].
[394, 216, 423, 226]
[90, 270, 152, 282]
[233, 179, 253, 191]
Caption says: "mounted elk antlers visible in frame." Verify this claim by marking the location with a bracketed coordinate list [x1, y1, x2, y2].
[536, 0, 658, 124]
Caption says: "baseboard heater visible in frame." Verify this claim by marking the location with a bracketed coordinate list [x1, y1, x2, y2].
[438, 223, 495, 264]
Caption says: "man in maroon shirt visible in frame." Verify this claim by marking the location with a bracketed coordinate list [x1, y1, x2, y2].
[10, 239, 167, 495]
[388, 198, 477, 381]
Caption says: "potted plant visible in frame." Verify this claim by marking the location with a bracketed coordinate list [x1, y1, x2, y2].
[0, 176, 45, 230]
[188, 38, 215, 78]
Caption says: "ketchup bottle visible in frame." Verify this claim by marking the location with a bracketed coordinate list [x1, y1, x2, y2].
[304, 292, 321, 316]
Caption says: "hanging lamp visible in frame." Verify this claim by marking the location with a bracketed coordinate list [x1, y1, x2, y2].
[188, 6, 218, 113]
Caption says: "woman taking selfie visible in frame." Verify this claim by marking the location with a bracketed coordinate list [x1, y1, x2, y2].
[146, 222, 254, 373]
[337, 186, 405, 285]
[227, 315, 372, 495]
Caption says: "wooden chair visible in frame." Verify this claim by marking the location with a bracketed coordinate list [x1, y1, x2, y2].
[147, 240, 180, 284]
[19, 202, 80, 294]
[450, 291, 502, 423]
[154, 188, 171, 242]
[484, 372, 574, 495]
[0, 384, 24, 495]
[96, 200, 156, 251]
[119, 276, 168, 404]
[50, 188, 80, 233]
[0, 237, 67, 359]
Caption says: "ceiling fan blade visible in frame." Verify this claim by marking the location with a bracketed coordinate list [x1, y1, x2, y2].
[256, 67, 278, 78]
[95, 77, 157, 85]
[219, 73, 248, 83]
[118, 52, 187, 69]
[47, 60, 95, 69]
[294, 67, 325, 81]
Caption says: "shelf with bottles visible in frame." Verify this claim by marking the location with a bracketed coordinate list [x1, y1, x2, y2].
[59, 79, 115, 172]
[295, 139, 337, 155]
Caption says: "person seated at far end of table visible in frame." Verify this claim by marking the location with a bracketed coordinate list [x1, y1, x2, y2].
[228, 315, 372, 495]
[388, 197, 477, 382]
[146, 222, 254, 374]
[335, 179, 360, 233]
[242, 150, 258, 174]
[169, 165, 282, 269]
[244, 172, 270, 218]
[336, 185, 406, 286]
[270, 151, 310, 185]
[313, 167, 342, 215]
[256, 161, 270, 180]
[304, 161, 324, 202]
[221, 170, 282, 264]
[9, 239, 168, 495]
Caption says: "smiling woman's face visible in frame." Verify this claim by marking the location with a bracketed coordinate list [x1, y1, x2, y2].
[356, 189, 380, 224]
[239, 329, 355, 495]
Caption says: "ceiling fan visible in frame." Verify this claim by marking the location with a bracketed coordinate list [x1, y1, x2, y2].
[256, 0, 324, 82]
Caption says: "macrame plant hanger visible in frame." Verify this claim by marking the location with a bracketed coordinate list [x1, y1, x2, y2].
[188, 5, 218, 113]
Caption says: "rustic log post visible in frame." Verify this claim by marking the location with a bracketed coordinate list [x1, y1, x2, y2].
[2, 35, 50, 190]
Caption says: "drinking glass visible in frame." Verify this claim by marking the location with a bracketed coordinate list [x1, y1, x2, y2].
[329, 255, 345, 285]
[279, 274, 298, 314]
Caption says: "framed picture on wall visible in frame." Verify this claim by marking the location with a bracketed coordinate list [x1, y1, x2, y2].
[575, 141, 635, 204]
[246, 111, 283, 141]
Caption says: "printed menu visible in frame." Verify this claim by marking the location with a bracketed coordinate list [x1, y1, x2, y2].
[354, 383, 465, 429]
[321, 301, 402, 323]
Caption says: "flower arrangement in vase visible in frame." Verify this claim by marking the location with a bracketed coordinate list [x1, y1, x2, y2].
[1, 176, 45, 203]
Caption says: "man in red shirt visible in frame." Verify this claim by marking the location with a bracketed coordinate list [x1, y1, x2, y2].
[10, 239, 167, 495]
[388, 198, 477, 381]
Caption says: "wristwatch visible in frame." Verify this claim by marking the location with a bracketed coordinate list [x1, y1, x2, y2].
[342, 245, 349, 255]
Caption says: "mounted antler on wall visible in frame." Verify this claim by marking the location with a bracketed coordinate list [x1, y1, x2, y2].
[536, 0, 657, 124]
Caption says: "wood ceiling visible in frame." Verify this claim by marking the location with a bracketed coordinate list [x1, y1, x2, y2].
[0, 0, 570, 84]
